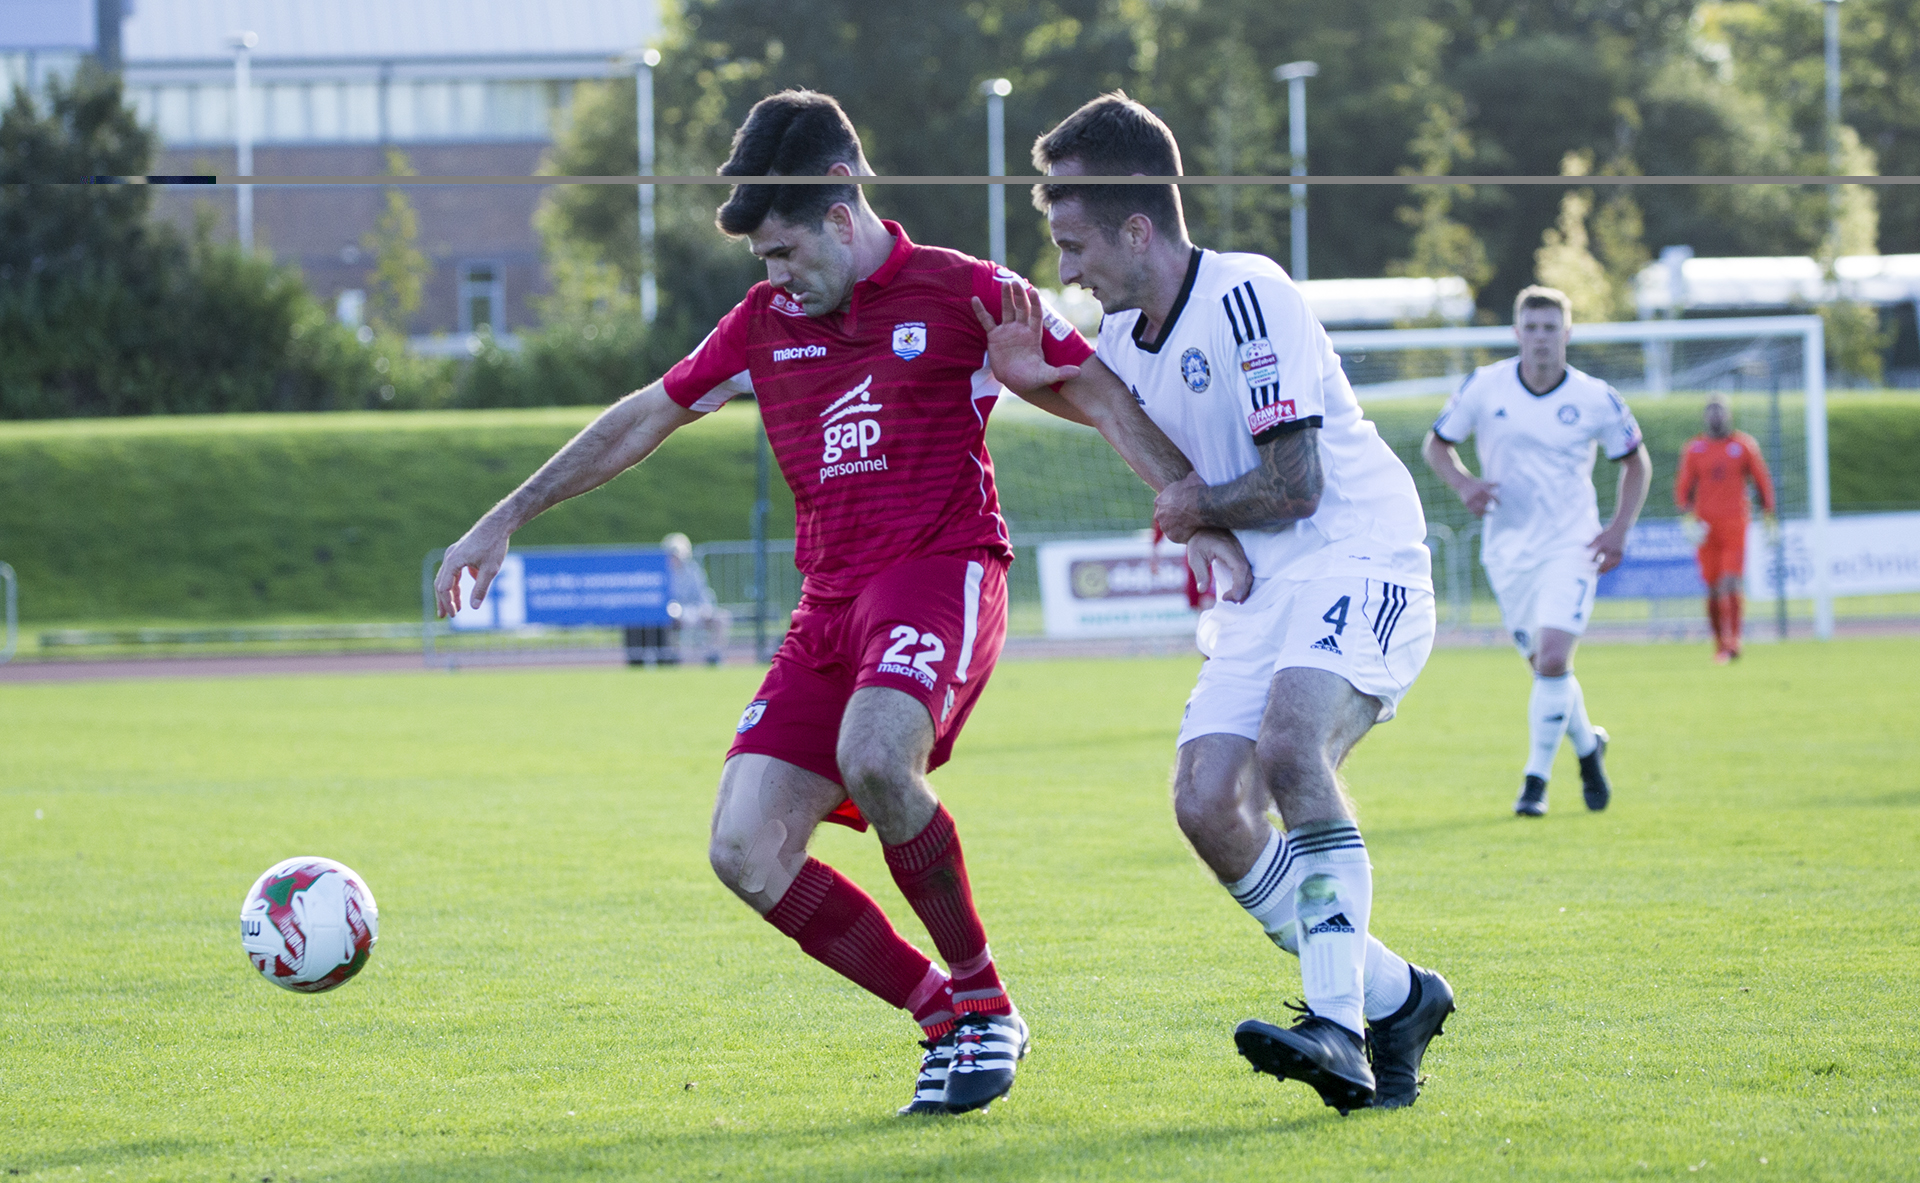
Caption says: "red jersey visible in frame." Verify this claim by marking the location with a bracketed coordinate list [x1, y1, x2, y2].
[662, 222, 1093, 599]
[1675, 430, 1776, 521]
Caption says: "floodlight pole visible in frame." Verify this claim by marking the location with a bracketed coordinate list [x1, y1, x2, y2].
[1274, 61, 1318, 281]
[1823, 0, 1844, 254]
[630, 48, 662, 325]
[982, 78, 1011, 264]
[230, 31, 257, 254]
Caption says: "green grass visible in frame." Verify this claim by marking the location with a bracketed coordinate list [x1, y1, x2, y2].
[4, 640, 1917, 1180]
[5, 392, 1918, 630]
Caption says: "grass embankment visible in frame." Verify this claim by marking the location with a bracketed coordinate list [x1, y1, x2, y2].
[2, 394, 1916, 630]
[2, 640, 1916, 1179]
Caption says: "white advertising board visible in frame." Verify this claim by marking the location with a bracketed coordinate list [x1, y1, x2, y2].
[1745, 511, 1920, 599]
[1037, 536, 1199, 639]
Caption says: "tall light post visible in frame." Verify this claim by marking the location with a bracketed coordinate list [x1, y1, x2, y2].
[1273, 60, 1318, 280]
[230, 31, 257, 254]
[628, 47, 662, 324]
[1822, 0, 1844, 255]
[981, 78, 1011, 264]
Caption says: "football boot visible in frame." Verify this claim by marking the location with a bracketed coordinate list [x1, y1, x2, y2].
[1514, 774, 1548, 817]
[1367, 965, 1456, 1109]
[943, 1009, 1029, 1113]
[1234, 1005, 1376, 1115]
[897, 1031, 956, 1116]
[1579, 727, 1612, 812]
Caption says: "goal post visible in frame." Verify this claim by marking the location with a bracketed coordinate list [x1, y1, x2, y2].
[1327, 315, 1832, 639]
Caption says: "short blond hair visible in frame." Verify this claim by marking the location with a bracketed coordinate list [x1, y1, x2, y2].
[1513, 285, 1573, 325]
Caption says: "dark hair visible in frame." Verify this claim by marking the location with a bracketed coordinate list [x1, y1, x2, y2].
[715, 90, 868, 236]
[1030, 91, 1185, 239]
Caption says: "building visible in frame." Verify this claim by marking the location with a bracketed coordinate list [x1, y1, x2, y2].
[111, 0, 658, 343]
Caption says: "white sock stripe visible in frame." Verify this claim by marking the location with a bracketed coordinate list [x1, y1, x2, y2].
[952, 561, 984, 685]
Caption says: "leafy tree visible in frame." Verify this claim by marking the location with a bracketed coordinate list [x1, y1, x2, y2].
[362, 149, 429, 335]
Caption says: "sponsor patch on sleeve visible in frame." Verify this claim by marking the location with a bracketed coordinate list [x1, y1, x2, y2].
[1238, 338, 1280, 388]
[1247, 399, 1298, 436]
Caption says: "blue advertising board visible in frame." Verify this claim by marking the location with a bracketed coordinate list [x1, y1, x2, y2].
[1596, 520, 1707, 600]
[448, 548, 675, 630]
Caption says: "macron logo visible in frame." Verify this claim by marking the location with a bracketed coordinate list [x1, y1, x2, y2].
[773, 344, 827, 362]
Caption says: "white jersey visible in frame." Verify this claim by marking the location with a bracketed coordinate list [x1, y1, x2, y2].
[1431, 357, 1643, 577]
[1097, 249, 1431, 589]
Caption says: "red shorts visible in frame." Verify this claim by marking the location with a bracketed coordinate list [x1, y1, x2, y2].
[726, 551, 1010, 831]
[1696, 516, 1748, 584]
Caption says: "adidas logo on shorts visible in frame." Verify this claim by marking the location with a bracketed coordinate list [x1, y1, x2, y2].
[1309, 634, 1342, 655]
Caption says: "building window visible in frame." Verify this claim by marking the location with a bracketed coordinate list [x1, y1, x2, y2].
[459, 262, 504, 336]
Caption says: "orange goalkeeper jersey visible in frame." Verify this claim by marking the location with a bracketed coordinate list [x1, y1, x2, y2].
[1676, 430, 1776, 520]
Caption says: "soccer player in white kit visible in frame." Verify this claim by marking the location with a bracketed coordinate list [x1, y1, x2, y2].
[1000, 93, 1457, 1114]
[1422, 286, 1652, 817]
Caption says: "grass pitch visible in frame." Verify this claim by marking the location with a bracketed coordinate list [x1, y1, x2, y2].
[3, 640, 1916, 1180]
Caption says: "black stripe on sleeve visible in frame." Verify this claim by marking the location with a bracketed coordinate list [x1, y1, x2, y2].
[1220, 293, 1245, 346]
[1243, 282, 1268, 337]
[1252, 414, 1323, 446]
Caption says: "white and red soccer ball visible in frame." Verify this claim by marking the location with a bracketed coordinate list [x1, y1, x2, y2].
[240, 856, 379, 992]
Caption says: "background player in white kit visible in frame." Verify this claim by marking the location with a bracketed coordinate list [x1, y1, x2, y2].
[997, 93, 1457, 1114]
[1422, 286, 1652, 817]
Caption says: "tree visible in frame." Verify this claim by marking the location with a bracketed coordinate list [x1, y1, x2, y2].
[1389, 99, 1494, 299]
[362, 149, 429, 335]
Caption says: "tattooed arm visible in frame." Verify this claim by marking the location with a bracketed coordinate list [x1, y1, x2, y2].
[1151, 426, 1323, 543]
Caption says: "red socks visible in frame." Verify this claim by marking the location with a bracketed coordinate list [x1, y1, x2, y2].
[1728, 591, 1744, 648]
[1708, 591, 1746, 654]
[1707, 594, 1725, 649]
[884, 806, 1011, 1017]
[766, 857, 949, 1030]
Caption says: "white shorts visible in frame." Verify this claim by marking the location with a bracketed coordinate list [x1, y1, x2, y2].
[1488, 550, 1600, 658]
[1179, 573, 1437, 746]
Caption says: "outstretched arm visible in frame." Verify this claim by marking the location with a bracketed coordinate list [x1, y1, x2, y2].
[973, 280, 1192, 490]
[433, 381, 701, 616]
[1153, 427, 1323, 543]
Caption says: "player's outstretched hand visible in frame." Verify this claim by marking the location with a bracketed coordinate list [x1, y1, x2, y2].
[1679, 512, 1707, 546]
[1186, 528, 1252, 604]
[1763, 511, 1781, 545]
[433, 521, 510, 618]
[972, 280, 1082, 393]
[1589, 522, 1630, 574]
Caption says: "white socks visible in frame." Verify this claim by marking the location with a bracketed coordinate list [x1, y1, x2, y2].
[1527, 672, 1598, 780]
[1225, 824, 1410, 1034]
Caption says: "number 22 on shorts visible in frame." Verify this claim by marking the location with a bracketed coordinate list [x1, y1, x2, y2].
[878, 624, 946, 689]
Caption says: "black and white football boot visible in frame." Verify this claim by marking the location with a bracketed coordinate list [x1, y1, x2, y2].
[942, 1009, 1029, 1113]
[1514, 774, 1549, 817]
[1234, 1004, 1376, 1115]
[1579, 726, 1612, 812]
[897, 1031, 956, 1116]
[1366, 965, 1456, 1109]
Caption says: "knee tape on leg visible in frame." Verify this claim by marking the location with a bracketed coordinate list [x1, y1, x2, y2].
[738, 819, 789, 896]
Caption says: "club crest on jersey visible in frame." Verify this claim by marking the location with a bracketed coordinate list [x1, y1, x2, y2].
[892, 322, 927, 360]
[1558, 404, 1581, 425]
[771, 292, 807, 317]
[1239, 338, 1280, 389]
[1180, 348, 1211, 392]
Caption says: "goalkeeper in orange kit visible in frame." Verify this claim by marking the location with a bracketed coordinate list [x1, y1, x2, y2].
[1675, 396, 1777, 662]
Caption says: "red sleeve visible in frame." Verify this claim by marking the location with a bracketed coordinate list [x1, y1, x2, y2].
[1742, 432, 1777, 513]
[1675, 442, 1698, 511]
[662, 296, 756, 411]
[969, 261, 1094, 371]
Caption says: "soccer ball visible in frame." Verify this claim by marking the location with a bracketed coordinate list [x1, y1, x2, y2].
[239, 856, 379, 993]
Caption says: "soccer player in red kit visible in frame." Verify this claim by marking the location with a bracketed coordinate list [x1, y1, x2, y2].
[1676, 395, 1776, 662]
[433, 90, 1235, 1116]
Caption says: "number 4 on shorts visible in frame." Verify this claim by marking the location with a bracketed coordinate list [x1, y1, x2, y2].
[1322, 595, 1351, 635]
